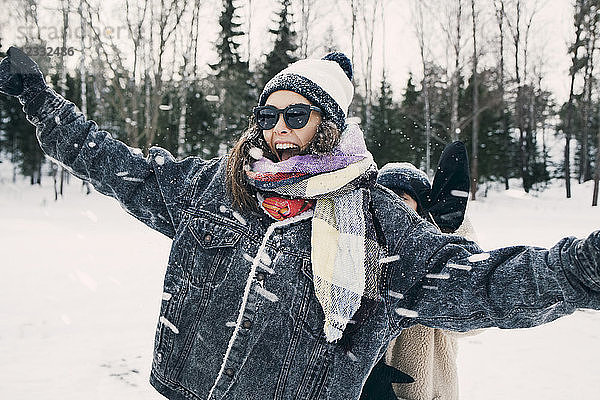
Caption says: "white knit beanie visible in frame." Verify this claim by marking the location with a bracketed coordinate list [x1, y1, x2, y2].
[258, 52, 354, 131]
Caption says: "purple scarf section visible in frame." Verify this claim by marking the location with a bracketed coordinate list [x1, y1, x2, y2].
[250, 122, 369, 175]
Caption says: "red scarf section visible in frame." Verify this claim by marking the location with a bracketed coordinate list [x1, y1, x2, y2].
[262, 197, 315, 221]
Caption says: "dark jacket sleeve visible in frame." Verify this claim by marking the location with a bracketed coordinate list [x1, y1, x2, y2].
[385, 218, 600, 334]
[23, 87, 212, 238]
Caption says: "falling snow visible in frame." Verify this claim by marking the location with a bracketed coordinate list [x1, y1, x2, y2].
[447, 263, 473, 271]
[468, 253, 491, 262]
[122, 177, 144, 183]
[379, 255, 400, 264]
[395, 308, 419, 318]
[255, 285, 278, 302]
[451, 190, 470, 198]
[159, 316, 179, 334]
[426, 272, 451, 280]
[154, 156, 165, 166]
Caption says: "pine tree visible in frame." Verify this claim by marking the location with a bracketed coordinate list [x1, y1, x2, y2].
[368, 74, 404, 167]
[212, 0, 246, 78]
[461, 68, 517, 184]
[210, 0, 254, 157]
[261, 0, 299, 85]
[397, 74, 428, 169]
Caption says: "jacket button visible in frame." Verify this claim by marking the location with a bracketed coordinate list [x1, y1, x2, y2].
[225, 368, 235, 377]
[256, 273, 265, 281]
[242, 320, 252, 329]
[275, 228, 283, 234]
[204, 233, 212, 243]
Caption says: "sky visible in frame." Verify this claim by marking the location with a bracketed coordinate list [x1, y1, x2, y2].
[0, 0, 577, 104]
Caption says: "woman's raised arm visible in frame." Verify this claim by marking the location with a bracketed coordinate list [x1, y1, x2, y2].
[0, 46, 209, 238]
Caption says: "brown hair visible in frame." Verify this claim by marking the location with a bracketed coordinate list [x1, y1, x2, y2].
[226, 118, 342, 211]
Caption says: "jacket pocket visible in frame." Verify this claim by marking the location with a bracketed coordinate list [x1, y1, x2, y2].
[184, 215, 243, 286]
[292, 258, 328, 339]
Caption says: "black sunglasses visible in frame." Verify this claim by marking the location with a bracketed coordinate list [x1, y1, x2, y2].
[253, 104, 322, 130]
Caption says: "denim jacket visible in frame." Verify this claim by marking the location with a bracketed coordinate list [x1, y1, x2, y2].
[24, 88, 600, 400]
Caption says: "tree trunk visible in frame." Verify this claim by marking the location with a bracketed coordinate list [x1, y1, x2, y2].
[494, 0, 509, 189]
[413, 0, 432, 174]
[564, 0, 586, 198]
[470, 0, 478, 200]
[582, 16, 596, 182]
[79, 0, 91, 195]
[593, 103, 600, 206]
[450, 0, 462, 141]
[57, 0, 69, 199]
[513, 2, 528, 192]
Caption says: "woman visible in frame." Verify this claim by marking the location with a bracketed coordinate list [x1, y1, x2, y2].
[1, 47, 600, 400]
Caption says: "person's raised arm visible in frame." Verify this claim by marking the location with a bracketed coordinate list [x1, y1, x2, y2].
[0, 47, 210, 238]
[378, 202, 600, 335]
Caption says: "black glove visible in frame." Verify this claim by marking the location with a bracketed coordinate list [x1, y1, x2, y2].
[426, 141, 470, 233]
[0, 46, 47, 104]
[360, 357, 414, 400]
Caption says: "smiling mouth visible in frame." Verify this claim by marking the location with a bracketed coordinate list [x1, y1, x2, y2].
[275, 143, 301, 161]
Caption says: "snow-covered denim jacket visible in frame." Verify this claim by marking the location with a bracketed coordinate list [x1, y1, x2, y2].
[24, 88, 600, 400]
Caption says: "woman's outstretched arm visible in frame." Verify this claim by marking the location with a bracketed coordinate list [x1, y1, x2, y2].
[0, 47, 209, 238]
[387, 218, 600, 334]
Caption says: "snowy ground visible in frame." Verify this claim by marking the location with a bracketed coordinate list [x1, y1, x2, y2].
[0, 175, 599, 399]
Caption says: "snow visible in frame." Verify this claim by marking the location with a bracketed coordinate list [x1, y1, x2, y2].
[121, 176, 144, 183]
[254, 285, 279, 303]
[450, 189, 469, 198]
[379, 254, 401, 264]
[388, 290, 404, 300]
[154, 156, 165, 166]
[466, 252, 490, 262]
[447, 262, 473, 271]
[161, 292, 172, 301]
[0, 177, 599, 399]
[395, 308, 420, 318]
[158, 316, 179, 335]
[425, 273, 450, 280]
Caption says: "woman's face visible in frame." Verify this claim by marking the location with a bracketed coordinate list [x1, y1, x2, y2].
[262, 90, 322, 161]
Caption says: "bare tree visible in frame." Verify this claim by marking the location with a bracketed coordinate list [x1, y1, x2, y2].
[355, 0, 380, 108]
[125, 0, 150, 146]
[593, 100, 600, 206]
[580, 6, 598, 182]
[177, 0, 204, 157]
[412, 0, 433, 174]
[146, 0, 188, 148]
[78, 0, 91, 195]
[51, 0, 71, 200]
[493, 0, 510, 189]
[437, 0, 465, 141]
[470, 0, 479, 200]
[82, 0, 137, 145]
[503, 0, 539, 192]
[564, 0, 587, 198]
[298, 0, 318, 58]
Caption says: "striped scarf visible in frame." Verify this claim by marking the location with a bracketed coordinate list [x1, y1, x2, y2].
[246, 122, 381, 342]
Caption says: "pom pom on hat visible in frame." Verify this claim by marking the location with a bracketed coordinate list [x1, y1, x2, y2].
[258, 52, 354, 131]
[322, 52, 353, 81]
